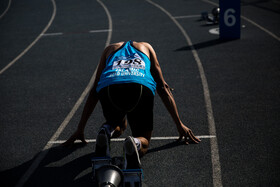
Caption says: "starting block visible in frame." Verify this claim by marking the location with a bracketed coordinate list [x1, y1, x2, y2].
[201, 7, 220, 25]
[91, 157, 112, 178]
[92, 156, 143, 187]
[123, 169, 143, 187]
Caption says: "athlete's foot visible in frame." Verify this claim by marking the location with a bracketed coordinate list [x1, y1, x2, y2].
[95, 128, 110, 157]
[123, 136, 141, 169]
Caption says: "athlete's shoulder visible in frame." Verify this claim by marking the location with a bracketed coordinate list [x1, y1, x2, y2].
[106, 42, 125, 51]
[134, 41, 152, 49]
[103, 42, 125, 58]
[132, 41, 155, 58]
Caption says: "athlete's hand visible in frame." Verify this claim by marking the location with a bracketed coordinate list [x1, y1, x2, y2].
[62, 129, 87, 148]
[177, 124, 201, 145]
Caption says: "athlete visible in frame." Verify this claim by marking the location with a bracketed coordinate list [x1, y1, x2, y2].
[62, 41, 201, 169]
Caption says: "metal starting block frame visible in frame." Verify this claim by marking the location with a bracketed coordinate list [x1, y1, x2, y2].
[92, 156, 143, 187]
[91, 157, 112, 178]
[122, 169, 143, 187]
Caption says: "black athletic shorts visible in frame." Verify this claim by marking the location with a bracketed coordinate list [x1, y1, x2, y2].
[98, 83, 154, 137]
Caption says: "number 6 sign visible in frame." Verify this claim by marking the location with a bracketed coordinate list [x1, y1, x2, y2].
[219, 0, 240, 39]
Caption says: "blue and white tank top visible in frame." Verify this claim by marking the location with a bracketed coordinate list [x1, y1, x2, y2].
[96, 41, 157, 95]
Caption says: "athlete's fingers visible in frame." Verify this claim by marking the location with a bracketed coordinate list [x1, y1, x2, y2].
[61, 137, 75, 148]
[81, 139, 87, 144]
[178, 130, 191, 144]
[184, 136, 189, 145]
[187, 130, 200, 144]
[79, 135, 88, 144]
[61, 133, 78, 147]
[190, 131, 201, 143]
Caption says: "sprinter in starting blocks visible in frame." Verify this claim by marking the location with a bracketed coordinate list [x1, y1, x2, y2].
[63, 41, 201, 186]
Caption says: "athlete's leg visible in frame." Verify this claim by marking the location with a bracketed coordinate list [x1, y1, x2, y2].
[127, 85, 154, 157]
[99, 83, 142, 138]
[97, 86, 128, 156]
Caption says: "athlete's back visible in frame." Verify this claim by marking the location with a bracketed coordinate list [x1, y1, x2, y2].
[104, 41, 151, 59]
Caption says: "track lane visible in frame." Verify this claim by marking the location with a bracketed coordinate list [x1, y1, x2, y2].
[0, 0, 111, 186]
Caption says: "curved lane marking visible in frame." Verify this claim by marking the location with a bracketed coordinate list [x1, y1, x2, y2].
[146, 0, 223, 186]
[0, 0, 11, 19]
[0, 0, 56, 75]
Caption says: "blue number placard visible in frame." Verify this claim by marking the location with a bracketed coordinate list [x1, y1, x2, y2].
[219, 0, 241, 39]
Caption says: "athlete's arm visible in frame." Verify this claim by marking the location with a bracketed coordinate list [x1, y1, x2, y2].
[146, 43, 200, 144]
[62, 46, 109, 147]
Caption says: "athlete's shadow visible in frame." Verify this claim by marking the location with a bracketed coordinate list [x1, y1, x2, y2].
[0, 143, 95, 187]
[147, 140, 187, 154]
[1, 141, 197, 186]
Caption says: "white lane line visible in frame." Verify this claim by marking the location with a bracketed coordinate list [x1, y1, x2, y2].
[202, 0, 280, 42]
[173, 15, 201, 19]
[89, 29, 112, 33]
[15, 1, 113, 187]
[146, 1, 223, 186]
[0, 0, 11, 19]
[41, 32, 63, 36]
[151, 135, 216, 140]
[41, 29, 112, 37]
[49, 135, 216, 144]
[201, 0, 218, 7]
[241, 16, 280, 41]
[0, 0, 56, 76]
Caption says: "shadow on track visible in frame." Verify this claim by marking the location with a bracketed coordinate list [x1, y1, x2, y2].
[0, 143, 94, 187]
[147, 140, 198, 155]
[174, 38, 237, 51]
[1, 141, 201, 186]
